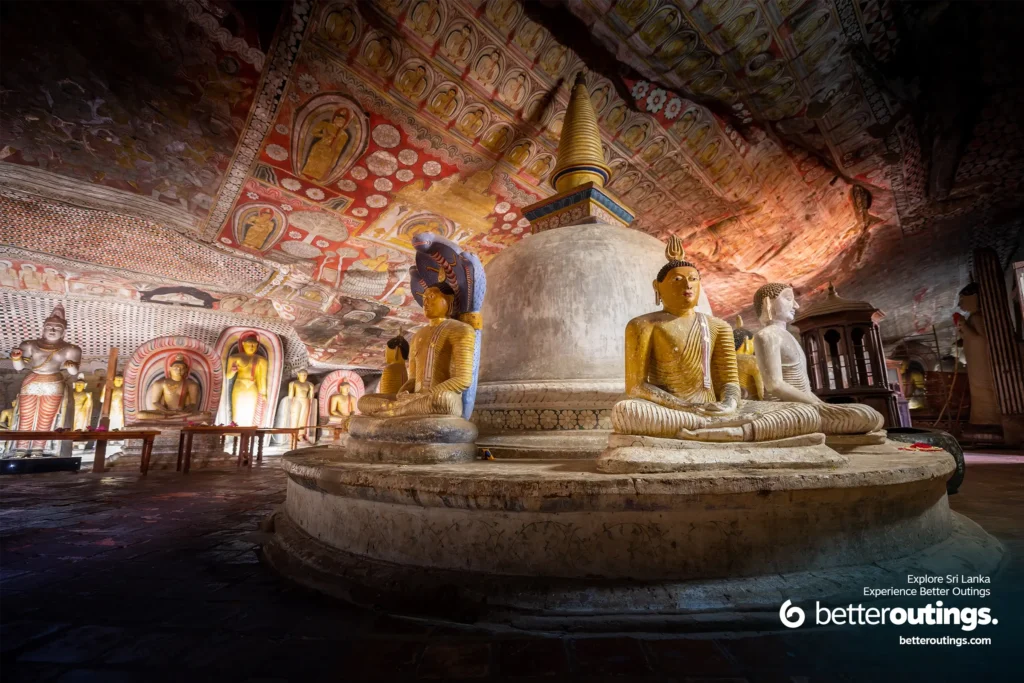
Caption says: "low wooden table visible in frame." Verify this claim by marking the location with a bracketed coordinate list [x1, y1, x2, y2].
[251, 427, 308, 463]
[0, 430, 161, 475]
[176, 425, 258, 474]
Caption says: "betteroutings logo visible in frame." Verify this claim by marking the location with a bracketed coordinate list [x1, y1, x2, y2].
[779, 599, 806, 628]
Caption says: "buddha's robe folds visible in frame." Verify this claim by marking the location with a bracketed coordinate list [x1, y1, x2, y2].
[759, 342, 884, 435]
[358, 318, 475, 418]
[612, 313, 880, 441]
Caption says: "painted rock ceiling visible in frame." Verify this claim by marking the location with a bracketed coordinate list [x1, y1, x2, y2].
[1, 0, 1021, 369]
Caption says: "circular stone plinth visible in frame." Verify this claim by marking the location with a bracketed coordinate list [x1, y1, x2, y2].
[262, 450, 1004, 631]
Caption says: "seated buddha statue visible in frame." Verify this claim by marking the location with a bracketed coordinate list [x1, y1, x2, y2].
[328, 383, 357, 423]
[611, 238, 848, 443]
[137, 355, 213, 422]
[378, 333, 410, 394]
[752, 283, 884, 435]
[358, 282, 476, 418]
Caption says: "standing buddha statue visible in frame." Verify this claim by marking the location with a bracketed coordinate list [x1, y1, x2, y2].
[10, 303, 82, 450]
[105, 375, 125, 431]
[954, 283, 1001, 425]
[287, 370, 315, 441]
[71, 373, 94, 436]
[225, 332, 269, 426]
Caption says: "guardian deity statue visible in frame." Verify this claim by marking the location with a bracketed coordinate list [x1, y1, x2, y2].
[10, 303, 82, 450]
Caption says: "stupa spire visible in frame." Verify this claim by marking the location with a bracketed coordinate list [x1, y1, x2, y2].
[550, 72, 612, 193]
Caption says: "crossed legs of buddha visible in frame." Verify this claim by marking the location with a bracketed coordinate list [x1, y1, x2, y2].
[612, 398, 882, 442]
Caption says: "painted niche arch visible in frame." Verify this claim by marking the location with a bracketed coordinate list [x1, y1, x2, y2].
[123, 336, 223, 425]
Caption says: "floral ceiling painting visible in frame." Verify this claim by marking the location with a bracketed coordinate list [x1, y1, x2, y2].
[2, 0, 1022, 369]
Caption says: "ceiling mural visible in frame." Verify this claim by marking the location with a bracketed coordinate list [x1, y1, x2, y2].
[1, 0, 1022, 370]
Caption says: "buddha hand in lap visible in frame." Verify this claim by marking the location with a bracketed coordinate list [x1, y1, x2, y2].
[612, 237, 825, 443]
[137, 354, 213, 422]
[752, 283, 884, 436]
[357, 283, 475, 418]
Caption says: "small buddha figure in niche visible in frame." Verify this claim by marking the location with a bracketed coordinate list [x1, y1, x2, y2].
[612, 238, 879, 442]
[358, 283, 475, 418]
[301, 109, 351, 181]
[287, 370, 315, 441]
[103, 375, 125, 431]
[71, 374, 93, 433]
[444, 25, 472, 62]
[324, 8, 356, 46]
[733, 316, 763, 400]
[398, 66, 428, 99]
[242, 208, 277, 250]
[429, 88, 458, 118]
[0, 400, 17, 430]
[954, 283, 1000, 425]
[379, 333, 410, 394]
[225, 332, 269, 426]
[138, 355, 212, 422]
[751, 283, 883, 433]
[328, 383, 358, 422]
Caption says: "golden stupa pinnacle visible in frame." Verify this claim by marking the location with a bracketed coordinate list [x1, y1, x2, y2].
[550, 72, 613, 193]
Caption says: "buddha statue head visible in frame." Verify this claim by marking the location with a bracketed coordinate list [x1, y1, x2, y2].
[422, 281, 457, 320]
[114, 375, 124, 388]
[168, 356, 189, 382]
[240, 332, 260, 355]
[42, 303, 67, 344]
[733, 315, 755, 354]
[754, 282, 798, 324]
[339, 383, 350, 396]
[958, 282, 979, 314]
[74, 373, 87, 392]
[385, 333, 410, 364]
[653, 235, 700, 312]
[297, 369, 309, 383]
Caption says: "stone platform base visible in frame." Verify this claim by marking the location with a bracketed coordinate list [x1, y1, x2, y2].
[263, 448, 1006, 631]
[597, 433, 846, 473]
[345, 415, 477, 464]
[105, 428, 229, 471]
[260, 448, 1003, 630]
[826, 430, 900, 455]
[477, 431, 609, 459]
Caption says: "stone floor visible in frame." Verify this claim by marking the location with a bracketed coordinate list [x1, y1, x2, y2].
[1, 452, 1021, 682]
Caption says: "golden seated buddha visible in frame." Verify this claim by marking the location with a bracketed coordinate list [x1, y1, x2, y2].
[137, 354, 214, 423]
[611, 237, 855, 443]
[358, 283, 475, 418]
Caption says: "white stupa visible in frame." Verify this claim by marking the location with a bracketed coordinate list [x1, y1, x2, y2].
[473, 72, 711, 457]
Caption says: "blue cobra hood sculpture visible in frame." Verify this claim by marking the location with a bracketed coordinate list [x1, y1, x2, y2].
[409, 232, 486, 419]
